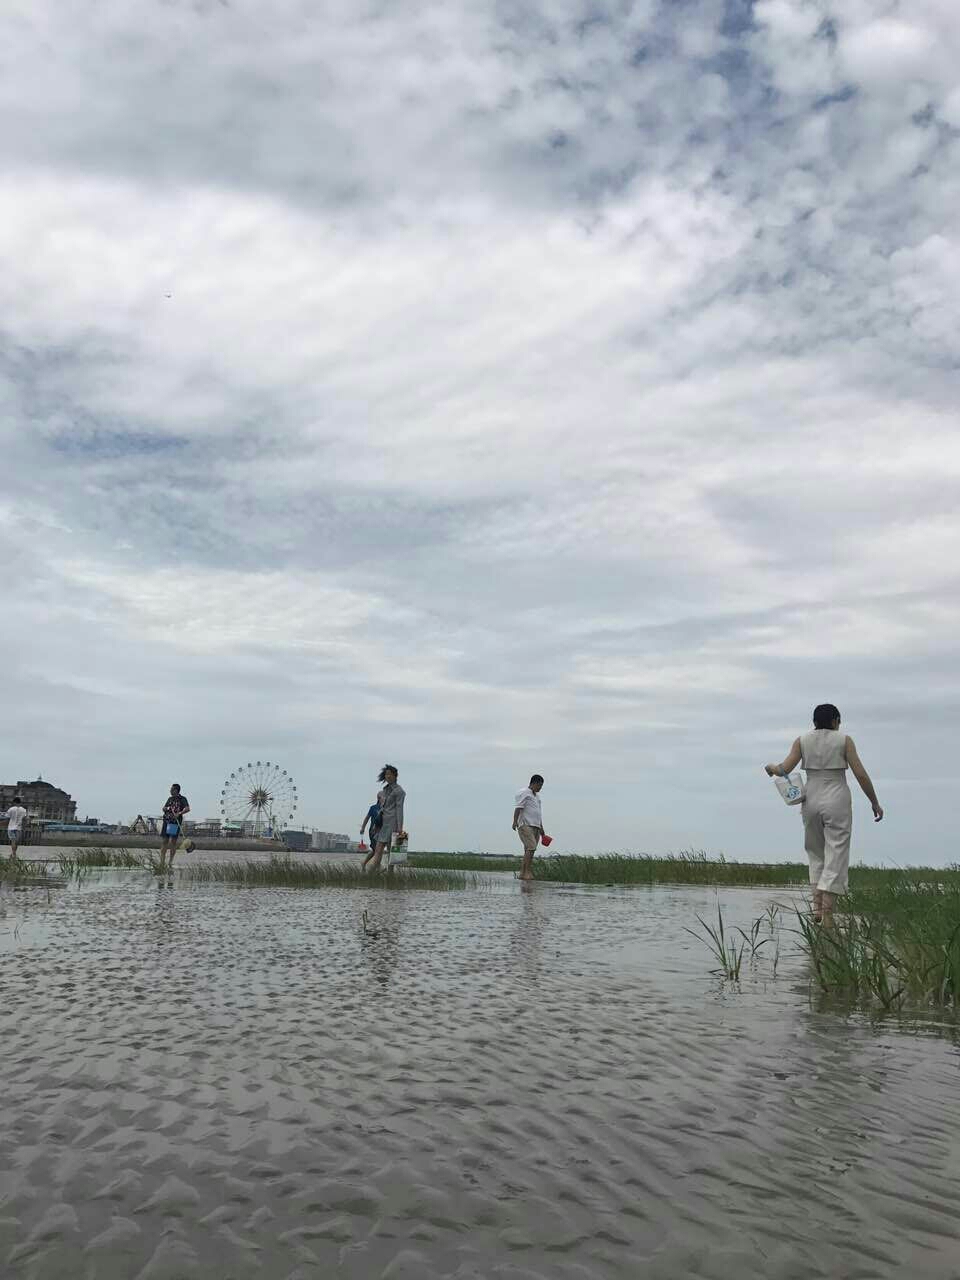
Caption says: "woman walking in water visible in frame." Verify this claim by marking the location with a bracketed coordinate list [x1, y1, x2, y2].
[367, 765, 405, 873]
[765, 704, 883, 926]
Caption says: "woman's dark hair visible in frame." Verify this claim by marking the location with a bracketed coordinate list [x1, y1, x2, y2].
[530, 773, 544, 786]
[812, 704, 841, 730]
[378, 764, 398, 783]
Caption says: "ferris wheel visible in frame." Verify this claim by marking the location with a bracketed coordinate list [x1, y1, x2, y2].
[220, 761, 297, 838]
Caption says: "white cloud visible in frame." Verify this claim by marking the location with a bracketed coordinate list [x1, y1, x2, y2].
[2, 0, 958, 860]
[839, 19, 938, 87]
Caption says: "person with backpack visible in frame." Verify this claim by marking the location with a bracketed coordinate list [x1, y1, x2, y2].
[360, 790, 384, 870]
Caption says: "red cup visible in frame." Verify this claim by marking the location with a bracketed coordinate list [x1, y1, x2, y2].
[540, 835, 553, 847]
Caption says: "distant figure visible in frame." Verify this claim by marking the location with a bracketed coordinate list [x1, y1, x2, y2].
[513, 774, 548, 881]
[765, 704, 883, 927]
[360, 790, 384, 870]
[4, 796, 27, 859]
[367, 766, 405, 873]
[159, 783, 191, 872]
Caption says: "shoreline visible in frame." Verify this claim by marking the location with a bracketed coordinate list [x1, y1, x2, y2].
[5, 832, 284, 852]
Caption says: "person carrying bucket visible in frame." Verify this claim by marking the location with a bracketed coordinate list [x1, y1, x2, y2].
[512, 774, 550, 881]
[765, 704, 883, 927]
[159, 783, 190, 873]
[366, 766, 406, 873]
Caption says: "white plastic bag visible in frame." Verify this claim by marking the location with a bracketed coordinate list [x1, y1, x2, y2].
[773, 771, 805, 807]
[388, 835, 408, 866]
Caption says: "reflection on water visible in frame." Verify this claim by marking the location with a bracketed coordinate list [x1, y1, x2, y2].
[359, 896, 410, 991]
[0, 876, 958, 1279]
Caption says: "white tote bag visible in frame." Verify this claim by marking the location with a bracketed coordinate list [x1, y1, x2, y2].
[773, 771, 805, 807]
[388, 834, 409, 866]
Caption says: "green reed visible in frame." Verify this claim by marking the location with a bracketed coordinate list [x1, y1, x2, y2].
[686, 903, 746, 980]
[0, 854, 52, 884]
[531, 852, 812, 885]
[799, 873, 960, 1009]
[181, 858, 479, 890]
[410, 853, 521, 872]
[411, 852, 960, 890]
[58, 846, 147, 874]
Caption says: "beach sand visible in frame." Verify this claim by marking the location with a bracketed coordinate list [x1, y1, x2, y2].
[0, 875, 957, 1279]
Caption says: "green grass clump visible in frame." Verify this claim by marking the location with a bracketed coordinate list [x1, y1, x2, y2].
[58, 847, 147, 875]
[412, 852, 960, 890]
[800, 872, 960, 1009]
[686, 904, 746, 979]
[531, 852, 809, 885]
[408, 851, 803, 883]
[0, 854, 52, 884]
[181, 857, 479, 890]
[410, 853, 521, 872]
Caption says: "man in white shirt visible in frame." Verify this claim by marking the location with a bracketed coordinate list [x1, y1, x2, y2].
[5, 796, 28, 859]
[512, 774, 548, 881]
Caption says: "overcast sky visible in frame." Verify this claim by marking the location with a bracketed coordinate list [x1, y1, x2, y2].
[2, 0, 958, 861]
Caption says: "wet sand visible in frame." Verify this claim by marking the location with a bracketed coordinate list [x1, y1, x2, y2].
[1, 875, 958, 1279]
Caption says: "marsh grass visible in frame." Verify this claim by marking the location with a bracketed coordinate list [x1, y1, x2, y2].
[686, 904, 746, 980]
[410, 854, 521, 872]
[407, 851, 960, 891]
[799, 874, 960, 1010]
[58, 847, 147, 875]
[182, 858, 479, 890]
[411, 851, 809, 883]
[0, 855, 52, 885]
[737, 915, 770, 959]
[532, 853, 812, 885]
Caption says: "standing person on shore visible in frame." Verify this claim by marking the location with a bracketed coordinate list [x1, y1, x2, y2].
[360, 790, 384, 870]
[513, 774, 548, 882]
[765, 704, 883, 927]
[367, 766, 405, 873]
[159, 783, 190, 873]
[4, 796, 27, 860]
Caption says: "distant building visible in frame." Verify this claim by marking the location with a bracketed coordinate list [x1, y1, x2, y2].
[311, 830, 352, 852]
[281, 829, 352, 852]
[43, 820, 114, 834]
[0, 778, 77, 823]
[282, 829, 311, 852]
[185, 819, 222, 837]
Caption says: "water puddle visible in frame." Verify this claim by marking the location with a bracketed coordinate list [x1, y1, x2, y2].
[0, 877, 957, 1278]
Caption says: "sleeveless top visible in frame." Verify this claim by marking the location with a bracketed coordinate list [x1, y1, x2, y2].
[800, 729, 848, 773]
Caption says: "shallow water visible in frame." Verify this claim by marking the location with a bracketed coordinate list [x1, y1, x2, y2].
[1, 876, 958, 1280]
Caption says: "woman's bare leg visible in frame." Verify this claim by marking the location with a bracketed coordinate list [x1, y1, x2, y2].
[820, 891, 836, 927]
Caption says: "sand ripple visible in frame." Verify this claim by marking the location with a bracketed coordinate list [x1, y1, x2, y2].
[0, 878, 958, 1278]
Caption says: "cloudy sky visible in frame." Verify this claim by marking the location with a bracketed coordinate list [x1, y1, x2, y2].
[2, 0, 958, 860]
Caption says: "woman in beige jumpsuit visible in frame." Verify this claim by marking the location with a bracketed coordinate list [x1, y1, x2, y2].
[765, 704, 883, 925]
